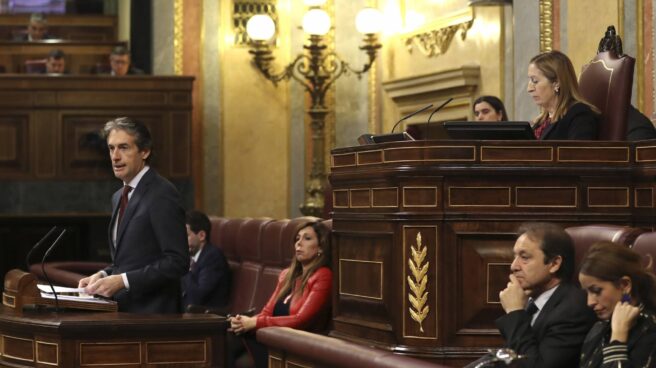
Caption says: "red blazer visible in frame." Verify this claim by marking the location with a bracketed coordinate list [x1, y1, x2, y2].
[256, 266, 332, 332]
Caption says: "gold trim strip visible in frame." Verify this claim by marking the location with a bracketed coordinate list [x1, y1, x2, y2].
[35, 340, 58, 366]
[403, 186, 438, 208]
[2, 335, 34, 362]
[634, 188, 654, 208]
[486, 262, 511, 304]
[557, 146, 628, 163]
[79, 342, 142, 366]
[372, 187, 399, 208]
[587, 187, 629, 208]
[402, 225, 438, 340]
[2, 293, 16, 308]
[286, 359, 313, 368]
[356, 149, 384, 166]
[173, 0, 184, 75]
[480, 146, 554, 162]
[515, 186, 578, 208]
[331, 152, 357, 168]
[383, 145, 476, 163]
[332, 189, 350, 209]
[448, 187, 511, 208]
[339, 259, 384, 300]
[539, 0, 553, 52]
[145, 340, 207, 364]
[636, 146, 656, 162]
[349, 188, 372, 208]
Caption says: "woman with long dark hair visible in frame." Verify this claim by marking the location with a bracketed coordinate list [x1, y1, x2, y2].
[578, 241, 656, 367]
[229, 221, 332, 367]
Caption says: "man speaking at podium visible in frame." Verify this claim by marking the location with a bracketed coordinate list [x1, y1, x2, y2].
[79, 117, 188, 313]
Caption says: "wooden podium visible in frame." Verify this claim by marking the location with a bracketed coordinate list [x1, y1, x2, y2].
[329, 139, 656, 366]
[1, 271, 224, 367]
[2, 269, 117, 312]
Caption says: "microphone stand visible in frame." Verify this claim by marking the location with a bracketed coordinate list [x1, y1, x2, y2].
[41, 229, 67, 312]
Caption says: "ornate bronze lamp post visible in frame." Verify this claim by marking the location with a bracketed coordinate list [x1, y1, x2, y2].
[246, 3, 382, 216]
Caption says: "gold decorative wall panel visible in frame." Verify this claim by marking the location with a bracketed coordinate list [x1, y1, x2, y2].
[539, 0, 553, 52]
[232, 1, 277, 46]
[403, 226, 437, 340]
[403, 8, 474, 58]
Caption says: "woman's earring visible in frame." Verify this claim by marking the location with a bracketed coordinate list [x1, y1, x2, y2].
[621, 293, 631, 303]
[554, 87, 560, 94]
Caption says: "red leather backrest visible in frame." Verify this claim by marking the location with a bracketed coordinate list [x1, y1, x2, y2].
[565, 224, 643, 276]
[261, 220, 290, 267]
[631, 232, 656, 274]
[579, 51, 635, 140]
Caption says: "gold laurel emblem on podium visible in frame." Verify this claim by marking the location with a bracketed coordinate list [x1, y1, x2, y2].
[407, 232, 429, 333]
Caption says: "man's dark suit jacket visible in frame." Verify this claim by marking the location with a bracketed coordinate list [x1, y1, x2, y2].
[495, 282, 597, 368]
[105, 168, 188, 313]
[540, 102, 599, 140]
[182, 244, 231, 309]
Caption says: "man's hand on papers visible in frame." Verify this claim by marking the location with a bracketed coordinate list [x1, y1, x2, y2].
[84, 275, 125, 297]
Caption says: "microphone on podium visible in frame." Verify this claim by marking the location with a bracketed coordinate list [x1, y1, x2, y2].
[391, 103, 434, 133]
[25, 226, 58, 272]
[425, 97, 454, 140]
[357, 104, 433, 145]
[40, 228, 67, 312]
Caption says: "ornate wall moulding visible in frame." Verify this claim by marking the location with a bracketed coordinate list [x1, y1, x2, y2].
[403, 8, 474, 58]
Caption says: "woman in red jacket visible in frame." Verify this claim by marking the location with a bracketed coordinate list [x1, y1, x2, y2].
[229, 220, 332, 367]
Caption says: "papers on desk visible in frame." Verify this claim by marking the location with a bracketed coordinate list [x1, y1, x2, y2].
[37, 284, 114, 305]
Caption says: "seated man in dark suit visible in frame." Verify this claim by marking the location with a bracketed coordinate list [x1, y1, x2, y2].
[45, 49, 66, 74]
[182, 210, 231, 310]
[13, 13, 54, 41]
[627, 105, 656, 141]
[109, 46, 144, 76]
[494, 223, 596, 367]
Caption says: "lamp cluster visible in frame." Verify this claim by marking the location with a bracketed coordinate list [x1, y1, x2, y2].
[245, 0, 383, 216]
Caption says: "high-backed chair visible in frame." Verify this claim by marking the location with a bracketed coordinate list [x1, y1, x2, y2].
[565, 224, 644, 277]
[630, 232, 656, 274]
[578, 33, 635, 140]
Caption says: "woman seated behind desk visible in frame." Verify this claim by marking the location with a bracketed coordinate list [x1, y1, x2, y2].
[528, 50, 600, 140]
[578, 242, 656, 367]
[229, 221, 332, 368]
[473, 95, 508, 122]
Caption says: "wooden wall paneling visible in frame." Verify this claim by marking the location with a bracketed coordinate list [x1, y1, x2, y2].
[32, 110, 57, 179]
[332, 226, 396, 345]
[0, 113, 29, 177]
[330, 139, 656, 364]
[60, 113, 112, 179]
[170, 111, 191, 177]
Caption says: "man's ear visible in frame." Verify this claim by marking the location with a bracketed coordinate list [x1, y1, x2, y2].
[141, 148, 151, 161]
[548, 255, 563, 274]
[198, 230, 207, 242]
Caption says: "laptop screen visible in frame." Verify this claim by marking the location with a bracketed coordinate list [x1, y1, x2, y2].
[443, 121, 535, 140]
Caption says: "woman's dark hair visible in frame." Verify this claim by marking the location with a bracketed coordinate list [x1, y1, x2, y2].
[276, 221, 331, 303]
[473, 95, 509, 121]
[579, 241, 656, 310]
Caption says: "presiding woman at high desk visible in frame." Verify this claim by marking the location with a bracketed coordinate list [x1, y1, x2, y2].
[229, 221, 332, 368]
[578, 242, 656, 368]
[528, 50, 600, 140]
